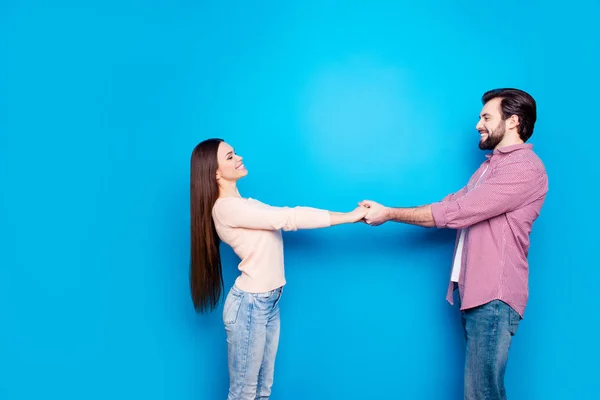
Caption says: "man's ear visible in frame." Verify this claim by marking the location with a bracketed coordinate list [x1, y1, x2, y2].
[507, 114, 520, 130]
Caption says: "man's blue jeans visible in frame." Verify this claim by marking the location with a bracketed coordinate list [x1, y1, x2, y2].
[460, 297, 521, 399]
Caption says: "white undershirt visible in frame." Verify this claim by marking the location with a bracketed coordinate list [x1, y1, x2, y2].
[451, 229, 466, 282]
[450, 164, 489, 282]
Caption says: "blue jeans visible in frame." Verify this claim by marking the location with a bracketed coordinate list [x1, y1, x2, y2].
[223, 285, 283, 400]
[460, 299, 521, 400]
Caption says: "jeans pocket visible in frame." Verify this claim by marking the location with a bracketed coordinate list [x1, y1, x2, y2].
[508, 307, 520, 336]
[273, 288, 283, 309]
[252, 288, 282, 312]
[253, 289, 275, 299]
[223, 291, 243, 325]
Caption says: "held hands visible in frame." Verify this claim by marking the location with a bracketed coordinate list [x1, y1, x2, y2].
[358, 200, 389, 226]
[346, 206, 369, 223]
[340, 201, 390, 225]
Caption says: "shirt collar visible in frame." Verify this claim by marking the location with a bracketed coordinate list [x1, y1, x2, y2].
[485, 143, 533, 158]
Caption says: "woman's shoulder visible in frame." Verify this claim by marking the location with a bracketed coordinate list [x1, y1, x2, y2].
[213, 197, 263, 213]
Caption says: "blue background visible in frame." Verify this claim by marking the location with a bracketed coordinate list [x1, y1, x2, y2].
[2, 1, 598, 399]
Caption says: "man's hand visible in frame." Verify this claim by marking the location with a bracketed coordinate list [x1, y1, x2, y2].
[359, 200, 390, 226]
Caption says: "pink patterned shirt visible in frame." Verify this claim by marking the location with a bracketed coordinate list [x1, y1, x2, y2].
[431, 144, 548, 317]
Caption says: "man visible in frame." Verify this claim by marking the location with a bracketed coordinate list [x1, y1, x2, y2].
[361, 88, 548, 399]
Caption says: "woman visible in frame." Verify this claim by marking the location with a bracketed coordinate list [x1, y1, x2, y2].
[190, 138, 366, 399]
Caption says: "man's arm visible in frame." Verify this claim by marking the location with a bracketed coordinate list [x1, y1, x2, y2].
[431, 163, 547, 229]
[360, 161, 547, 230]
[387, 205, 436, 227]
[359, 201, 435, 228]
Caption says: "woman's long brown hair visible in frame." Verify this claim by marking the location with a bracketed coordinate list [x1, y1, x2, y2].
[190, 138, 224, 312]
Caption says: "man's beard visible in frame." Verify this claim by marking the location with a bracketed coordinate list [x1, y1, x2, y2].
[479, 120, 506, 150]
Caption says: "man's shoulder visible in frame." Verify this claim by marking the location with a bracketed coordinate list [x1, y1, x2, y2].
[499, 146, 546, 174]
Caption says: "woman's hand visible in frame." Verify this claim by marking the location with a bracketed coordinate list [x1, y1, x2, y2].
[329, 206, 368, 226]
[346, 206, 368, 223]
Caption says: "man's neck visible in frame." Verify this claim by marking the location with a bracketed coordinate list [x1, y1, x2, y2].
[495, 134, 524, 150]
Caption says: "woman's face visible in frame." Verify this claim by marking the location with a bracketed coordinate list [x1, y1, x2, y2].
[216, 141, 247, 183]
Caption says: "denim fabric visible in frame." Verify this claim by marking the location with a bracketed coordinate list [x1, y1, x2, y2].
[223, 285, 283, 400]
[460, 298, 520, 400]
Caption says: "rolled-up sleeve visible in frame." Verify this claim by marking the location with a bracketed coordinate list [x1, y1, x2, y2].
[441, 186, 468, 203]
[431, 162, 547, 229]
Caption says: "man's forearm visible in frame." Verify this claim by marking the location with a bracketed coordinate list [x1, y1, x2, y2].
[386, 205, 436, 227]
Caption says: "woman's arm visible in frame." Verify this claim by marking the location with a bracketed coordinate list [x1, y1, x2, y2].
[213, 198, 367, 231]
[329, 207, 368, 226]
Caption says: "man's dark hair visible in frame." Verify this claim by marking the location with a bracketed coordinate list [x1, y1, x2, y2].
[482, 88, 537, 142]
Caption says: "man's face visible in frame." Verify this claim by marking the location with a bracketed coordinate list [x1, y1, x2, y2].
[476, 97, 506, 151]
